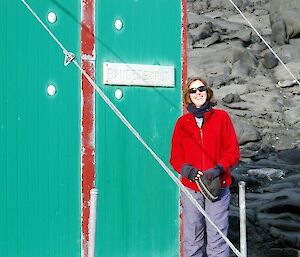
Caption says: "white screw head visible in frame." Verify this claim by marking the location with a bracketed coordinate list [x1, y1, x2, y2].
[48, 12, 57, 23]
[114, 19, 123, 30]
[47, 84, 56, 96]
[114, 89, 123, 100]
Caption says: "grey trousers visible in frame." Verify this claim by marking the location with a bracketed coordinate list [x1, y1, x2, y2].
[181, 187, 231, 257]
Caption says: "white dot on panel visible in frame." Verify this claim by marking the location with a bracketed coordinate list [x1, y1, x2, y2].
[115, 89, 123, 100]
[114, 19, 123, 30]
[47, 84, 56, 96]
[48, 12, 57, 23]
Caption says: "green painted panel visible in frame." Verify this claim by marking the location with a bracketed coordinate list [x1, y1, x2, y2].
[0, 1, 81, 257]
[96, 1, 182, 256]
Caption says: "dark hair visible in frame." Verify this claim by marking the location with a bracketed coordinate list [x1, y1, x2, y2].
[183, 77, 217, 106]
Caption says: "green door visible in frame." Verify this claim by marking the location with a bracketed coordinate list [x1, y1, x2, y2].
[95, 1, 182, 256]
[0, 1, 81, 256]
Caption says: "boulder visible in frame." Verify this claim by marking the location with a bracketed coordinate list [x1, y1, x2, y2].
[262, 52, 278, 69]
[232, 118, 262, 145]
[270, 0, 300, 45]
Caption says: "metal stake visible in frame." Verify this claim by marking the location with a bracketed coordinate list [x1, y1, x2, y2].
[88, 188, 98, 257]
[239, 181, 247, 257]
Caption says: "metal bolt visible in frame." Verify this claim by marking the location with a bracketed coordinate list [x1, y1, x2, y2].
[114, 19, 123, 30]
[114, 89, 123, 100]
[47, 84, 56, 96]
[47, 12, 57, 23]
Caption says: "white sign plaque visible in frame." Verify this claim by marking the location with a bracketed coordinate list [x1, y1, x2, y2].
[103, 62, 175, 87]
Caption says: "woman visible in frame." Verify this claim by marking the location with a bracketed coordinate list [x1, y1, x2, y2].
[170, 77, 240, 257]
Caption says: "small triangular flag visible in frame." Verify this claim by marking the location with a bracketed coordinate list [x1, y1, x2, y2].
[64, 52, 75, 66]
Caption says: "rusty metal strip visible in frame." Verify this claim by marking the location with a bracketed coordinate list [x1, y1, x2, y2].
[81, 0, 96, 256]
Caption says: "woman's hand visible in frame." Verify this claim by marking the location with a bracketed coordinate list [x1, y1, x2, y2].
[181, 164, 203, 181]
[203, 165, 224, 180]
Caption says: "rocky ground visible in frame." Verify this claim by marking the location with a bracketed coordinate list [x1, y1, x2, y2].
[187, 0, 300, 256]
[229, 148, 300, 257]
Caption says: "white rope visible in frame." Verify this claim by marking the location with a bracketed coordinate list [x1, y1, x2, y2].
[21, 1, 242, 256]
[21, 0, 74, 62]
[227, 0, 300, 87]
[75, 61, 244, 257]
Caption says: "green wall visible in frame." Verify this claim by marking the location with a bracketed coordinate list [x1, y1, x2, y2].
[95, 0, 182, 256]
[0, 1, 81, 256]
[0, 0, 183, 256]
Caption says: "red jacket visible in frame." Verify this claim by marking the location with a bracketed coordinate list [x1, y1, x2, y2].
[170, 109, 240, 191]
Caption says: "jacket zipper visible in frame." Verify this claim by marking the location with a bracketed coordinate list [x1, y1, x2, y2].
[200, 128, 204, 172]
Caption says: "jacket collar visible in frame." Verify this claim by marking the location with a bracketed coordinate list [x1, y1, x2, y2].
[184, 109, 215, 124]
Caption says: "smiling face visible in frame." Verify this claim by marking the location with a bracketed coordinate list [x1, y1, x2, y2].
[188, 80, 208, 108]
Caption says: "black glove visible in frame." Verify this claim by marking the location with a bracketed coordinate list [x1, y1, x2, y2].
[181, 164, 202, 181]
[203, 165, 224, 181]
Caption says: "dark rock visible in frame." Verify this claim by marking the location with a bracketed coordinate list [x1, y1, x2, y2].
[269, 228, 300, 248]
[270, 0, 300, 45]
[248, 42, 268, 55]
[271, 19, 288, 45]
[241, 141, 262, 151]
[229, 148, 300, 256]
[188, 23, 198, 30]
[196, 22, 214, 40]
[193, 0, 209, 13]
[277, 149, 300, 164]
[231, 173, 262, 190]
[265, 247, 300, 257]
[240, 148, 258, 158]
[251, 144, 275, 160]
[231, 50, 259, 78]
[262, 52, 279, 69]
[222, 93, 243, 103]
[259, 182, 295, 193]
[226, 29, 252, 43]
[253, 158, 300, 172]
[208, 74, 233, 87]
[188, 33, 194, 49]
[210, 0, 247, 11]
[193, 32, 220, 48]
[233, 119, 262, 145]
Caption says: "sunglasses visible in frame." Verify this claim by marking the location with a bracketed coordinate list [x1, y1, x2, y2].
[188, 86, 207, 94]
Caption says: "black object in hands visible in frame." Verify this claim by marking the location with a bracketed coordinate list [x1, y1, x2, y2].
[181, 164, 222, 202]
[196, 164, 223, 202]
[195, 176, 221, 202]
